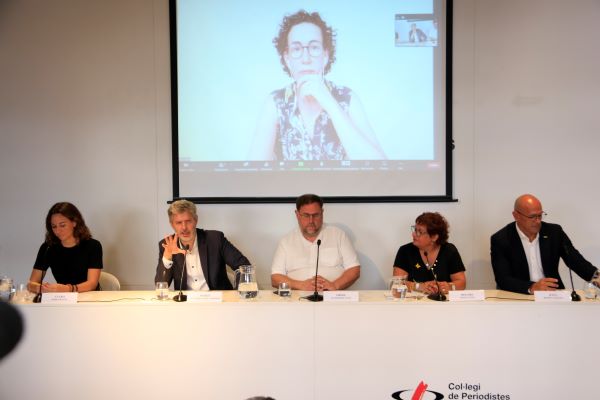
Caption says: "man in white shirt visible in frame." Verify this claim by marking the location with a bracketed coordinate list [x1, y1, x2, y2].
[271, 194, 360, 291]
[490, 194, 598, 294]
[154, 200, 250, 290]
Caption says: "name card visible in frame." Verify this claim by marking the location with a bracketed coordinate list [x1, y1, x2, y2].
[534, 290, 572, 302]
[187, 291, 223, 302]
[448, 290, 485, 302]
[41, 292, 78, 304]
[323, 291, 359, 302]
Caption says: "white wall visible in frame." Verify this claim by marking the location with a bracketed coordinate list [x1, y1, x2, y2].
[0, 0, 598, 291]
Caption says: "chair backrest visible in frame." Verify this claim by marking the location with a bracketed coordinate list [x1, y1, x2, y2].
[99, 271, 120, 291]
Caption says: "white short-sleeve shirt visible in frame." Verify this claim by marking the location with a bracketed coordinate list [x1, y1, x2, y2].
[271, 224, 360, 282]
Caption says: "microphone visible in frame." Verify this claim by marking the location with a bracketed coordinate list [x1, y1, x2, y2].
[173, 240, 189, 302]
[424, 251, 446, 302]
[303, 239, 323, 302]
[563, 242, 581, 302]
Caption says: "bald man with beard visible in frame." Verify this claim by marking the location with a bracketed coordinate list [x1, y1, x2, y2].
[490, 194, 599, 294]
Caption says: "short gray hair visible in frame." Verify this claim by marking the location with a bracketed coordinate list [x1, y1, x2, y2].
[168, 199, 197, 221]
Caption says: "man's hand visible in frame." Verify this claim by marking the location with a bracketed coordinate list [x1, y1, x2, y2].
[316, 275, 337, 291]
[530, 277, 559, 292]
[294, 276, 336, 291]
[161, 235, 186, 261]
[295, 278, 317, 291]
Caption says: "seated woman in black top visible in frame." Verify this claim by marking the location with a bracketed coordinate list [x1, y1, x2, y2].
[28, 202, 103, 293]
[393, 212, 466, 295]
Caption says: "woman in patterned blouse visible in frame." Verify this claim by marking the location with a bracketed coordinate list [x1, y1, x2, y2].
[249, 10, 385, 161]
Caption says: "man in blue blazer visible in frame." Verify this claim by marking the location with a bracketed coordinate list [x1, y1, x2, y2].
[154, 200, 250, 290]
[491, 194, 598, 294]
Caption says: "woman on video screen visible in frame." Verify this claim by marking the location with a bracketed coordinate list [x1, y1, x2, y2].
[250, 10, 385, 161]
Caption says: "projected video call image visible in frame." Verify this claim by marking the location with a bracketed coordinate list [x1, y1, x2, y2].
[248, 10, 386, 161]
[174, 0, 448, 198]
[395, 15, 439, 47]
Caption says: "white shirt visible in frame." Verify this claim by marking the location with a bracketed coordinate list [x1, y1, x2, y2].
[515, 224, 545, 282]
[162, 239, 208, 290]
[271, 224, 360, 282]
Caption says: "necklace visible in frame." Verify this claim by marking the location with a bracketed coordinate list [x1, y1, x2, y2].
[421, 247, 439, 268]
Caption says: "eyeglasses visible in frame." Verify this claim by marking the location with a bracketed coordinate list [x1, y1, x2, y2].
[299, 212, 322, 220]
[411, 225, 428, 237]
[515, 209, 547, 221]
[287, 41, 324, 59]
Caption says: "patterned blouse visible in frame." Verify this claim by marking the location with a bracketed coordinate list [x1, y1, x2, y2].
[271, 80, 352, 160]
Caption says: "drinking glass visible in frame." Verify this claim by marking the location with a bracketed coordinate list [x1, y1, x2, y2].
[0, 276, 14, 302]
[278, 282, 291, 298]
[448, 282, 456, 293]
[584, 282, 597, 300]
[12, 283, 30, 304]
[155, 282, 170, 300]
[591, 270, 600, 289]
[584, 270, 600, 300]
[389, 276, 407, 300]
[411, 281, 425, 300]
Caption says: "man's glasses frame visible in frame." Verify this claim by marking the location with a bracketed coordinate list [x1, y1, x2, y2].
[515, 210, 547, 221]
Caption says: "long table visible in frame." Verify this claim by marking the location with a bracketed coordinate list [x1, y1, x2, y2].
[0, 290, 597, 400]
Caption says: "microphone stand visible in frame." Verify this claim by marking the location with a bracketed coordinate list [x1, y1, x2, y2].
[33, 245, 50, 303]
[173, 241, 188, 302]
[424, 251, 446, 302]
[33, 273, 44, 303]
[568, 271, 581, 302]
[563, 242, 581, 301]
[303, 239, 323, 302]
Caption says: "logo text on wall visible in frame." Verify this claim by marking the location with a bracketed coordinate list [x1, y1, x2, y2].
[392, 381, 511, 400]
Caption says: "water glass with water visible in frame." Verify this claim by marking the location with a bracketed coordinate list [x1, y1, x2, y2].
[411, 281, 426, 299]
[389, 276, 408, 300]
[278, 282, 292, 298]
[0, 276, 14, 302]
[155, 281, 170, 300]
[584, 282, 598, 300]
[12, 283, 31, 304]
[584, 271, 600, 300]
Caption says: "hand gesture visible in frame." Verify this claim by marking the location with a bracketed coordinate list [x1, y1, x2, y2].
[297, 75, 336, 110]
[161, 235, 186, 261]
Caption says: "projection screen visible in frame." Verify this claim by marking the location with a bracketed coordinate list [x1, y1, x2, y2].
[170, 0, 453, 203]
